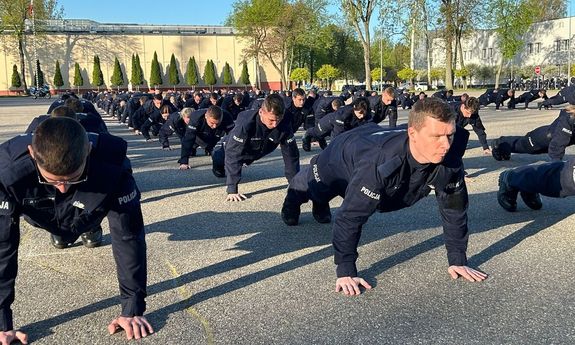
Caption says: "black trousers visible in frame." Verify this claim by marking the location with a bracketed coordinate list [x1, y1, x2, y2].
[507, 159, 575, 198]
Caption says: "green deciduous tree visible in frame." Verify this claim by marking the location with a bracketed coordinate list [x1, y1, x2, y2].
[11, 64, 21, 88]
[290, 67, 310, 87]
[185, 56, 200, 87]
[72, 62, 83, 93]
[110, 57, 124, 90]
[92, 55, 104, 90]
[203, 59, 217, 89]
[0, 0, 63, 93]
[53, 60, 64, 89]
[168, 53, 180, 88]
[316, 64, 339, 90]
[150, 51, 163, 88]
[222, 62, 233, 85]
[397, 68, 418, 83]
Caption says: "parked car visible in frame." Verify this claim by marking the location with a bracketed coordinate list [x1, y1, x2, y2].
[414, 82, 429, 91]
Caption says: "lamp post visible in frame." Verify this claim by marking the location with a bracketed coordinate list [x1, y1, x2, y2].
[569, 0, 572, 86]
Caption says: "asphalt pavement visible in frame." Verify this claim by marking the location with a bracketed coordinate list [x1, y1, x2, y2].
[0, 91, 574, 344]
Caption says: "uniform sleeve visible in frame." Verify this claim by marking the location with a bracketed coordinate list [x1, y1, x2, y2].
[332, 114, 346, 138]
[224, 126, 248, 194]
[0, 186, 20, 331]
[178, 124, 198, 165]
[107, 169, 147, 317]
[332, 163, 381, 278]
[280, 133, 300, 183]
[140, 114, 155, 140]
[316, 114, 334, 138]
[435, 168, 469, 266]
[471, 115, 489, 150]
[158, 121, 174, 149]
[548, 115, 573, 161]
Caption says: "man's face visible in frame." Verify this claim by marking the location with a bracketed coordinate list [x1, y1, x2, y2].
[205, 116, 221, 129]
[293, 95, 305, 108]
[153, 99, 162, 108]
[234, 99, 241, 106]
[408, 117, 455, 164]
[161, 111, 170, 120]
[183, 116, 191, 125]
[259, 107, 281, 129]
[381, 93, 394, 105]
[210, 97, 218, 105]
[354, 110, 365, 120]
[460, 104, 473, 118]
[194, 95, 202, 103]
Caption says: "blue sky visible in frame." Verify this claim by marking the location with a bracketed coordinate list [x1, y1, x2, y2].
[56, 0, 575, 27]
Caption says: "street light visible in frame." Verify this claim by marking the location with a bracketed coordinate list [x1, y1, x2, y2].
[568, 0, 572, 86]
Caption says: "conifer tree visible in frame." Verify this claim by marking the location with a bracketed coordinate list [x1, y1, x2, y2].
[150, 51, 163, 88]
[53, 60, 64, 89]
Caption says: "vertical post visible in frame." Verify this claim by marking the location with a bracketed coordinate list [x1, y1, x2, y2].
[568, 2, 572, 86]
[380, 28, 383, 91]
[30, 0, 39, 90]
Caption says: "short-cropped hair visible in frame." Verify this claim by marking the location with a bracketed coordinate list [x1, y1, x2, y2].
[64, 98, 84, 113]
[408, 97, 455, 130]
[352, 97, 370, 114]
[51, 106, 77, 119]
[463, 96, 479, 114]
[180, 107, 193, 119]
[206, 105, 223, 121]
[32, 117, 89, 175]
[262, 94, 285, 118]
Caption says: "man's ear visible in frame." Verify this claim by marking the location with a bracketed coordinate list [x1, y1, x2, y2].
[27, 145, 35, 159]
[407, 126, 416, 141]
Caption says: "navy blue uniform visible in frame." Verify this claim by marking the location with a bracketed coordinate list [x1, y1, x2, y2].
[285, 99, 315, 132]
[221, 95, 246, 121]
[177, 109, 235, 165]
[0, 133, 147, 331]
[509, 89, 548, 109]
[450, 102, 489, 150]
[494, 89, 515, 110]
[137, 101, 177, 139]
[312, 96, 341, 123]
[212, 109, 300, 194]
[25, 113, 108, 134]
[493, 109, 575, 160]
[47, 98, 98, 117]
[158, 111, 186, 149]
[478, 89, 498, 107]
[367, 96, 398, 127]
[540, 86, 575, 108]
[432, 90, 453, 101]
[184, 97, 210, 110]
[505, 158, 575, 199]
[285, 123, 470, 277]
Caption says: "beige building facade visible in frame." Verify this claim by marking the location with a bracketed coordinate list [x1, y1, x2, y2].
[0, 19, 283, 95]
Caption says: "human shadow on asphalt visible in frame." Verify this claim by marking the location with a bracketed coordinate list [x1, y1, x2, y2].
[21, 190, 574, 341]
[462, 149, 545, 178]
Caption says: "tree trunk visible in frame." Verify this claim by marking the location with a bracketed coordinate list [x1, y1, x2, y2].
[410, 18, 416, 70]
[457, 37, 467, 89]
[18, 35, 28, 94]
[363, 19, 371, 88]
[495, 60, 503, 88]
[445, 36, 454, 89]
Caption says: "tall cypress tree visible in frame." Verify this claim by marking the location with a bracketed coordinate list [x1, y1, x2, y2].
[73, 62, 84, 93]
[34, 59, 45, 87]
[110, 57, 124, 90]
[168, 53, 180, 88]
[53, 60, 64, 89]
[185, 56, 199, 87]
[92, 55, 104, 90]
[134, 53, 144, 90]
[11, 65, 21, 88]
[149, 51, 163, 88]
[204, 59, 217, 89]
[222, 62, 233, 86]
[240, 61, 250, 87]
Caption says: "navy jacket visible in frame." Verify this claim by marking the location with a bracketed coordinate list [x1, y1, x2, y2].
[367, 96, 398, 124]
[224, 109, 300, 194]
[25, 113, 108, 134]
[450, 102, 489, 150]
[47, 99, 99, 117]
[312, 122, 470, 277]
[544, 110, 575, 160]
[178, 109, 235, 165]
[0, 133, 147, 331]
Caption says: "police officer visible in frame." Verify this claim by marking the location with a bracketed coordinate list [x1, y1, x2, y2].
[285, 88, 314, 134]
[221, 93, 246, 121]
[158, 107, 193, 151]
[301, 97, 344, 152]
[491, 107, 575, 161]
[184, 91, 210, 110]
[432, 89, 454, 101]
[508, 89, 547, 109]
[451, 96, 491, 154]
[140, 104, 172, 142]
[0, 118, 153, 342]
[177, 106, 235, 170]
[300, 97, 370, 153]
[47, 92, 99, 118]
[538, 85, 575, 110]
[211, 94, 300, 201]
[26, 103, 107, 136]
[497, 159, 575, 212]
[280, 97, 487, 295]
[478, 88, 499, 107]
[367, 87, 398, 127]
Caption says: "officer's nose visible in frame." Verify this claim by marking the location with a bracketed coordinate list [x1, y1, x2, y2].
[54, 184, 71, 194]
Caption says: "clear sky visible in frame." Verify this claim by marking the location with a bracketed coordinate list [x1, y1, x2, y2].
[56, 0, 238, 25]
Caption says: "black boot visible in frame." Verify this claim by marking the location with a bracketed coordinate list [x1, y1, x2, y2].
[498, 170, 518, 212]
[491, 139, 504, 161]
[281, 199, 301, 226]
[312, 201, 331, 224]
[302, 135, 311, 152]
[81, 225, 103, 248]
[50, 235, 73, 249]
[520, 191, 543, 210]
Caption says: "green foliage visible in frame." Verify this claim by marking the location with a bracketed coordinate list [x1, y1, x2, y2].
[240, 60, 250, 85]
[10, 64, 21, 88]
[72, 62, 83, 87]
[397, 68, 418, 81]
[316, 64, 339, 81]
[185, 56, 199, 86]
[222, 62, 233, 85]
[92, 55, 104, 87]
[477, 66, 494, 85]
[290, 67, 310, 84]
[430, 68, 445, 82]
[465, 64, 480, 80]
[34, 60, 45, 87]
[149, 51, 163, 87]
[203, 59, 217, 87]
[168, 53, 180, 87]
[110, 57, 124, 87]
[371, 67, 382, 82]
[454, 68, 469, 78]
[134, 54, 144, 86]
[488, 0, 537, 61]
[53, 60, 64, 88]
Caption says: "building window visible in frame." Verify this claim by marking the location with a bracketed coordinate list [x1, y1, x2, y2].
[535, 42, 541, 53]
[527, 43, 533, 54]
[482, 49, 487, 59]
[488, 48, 493, 58]
[557, 40, 562, 51]
[563, 39, 569, 51]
